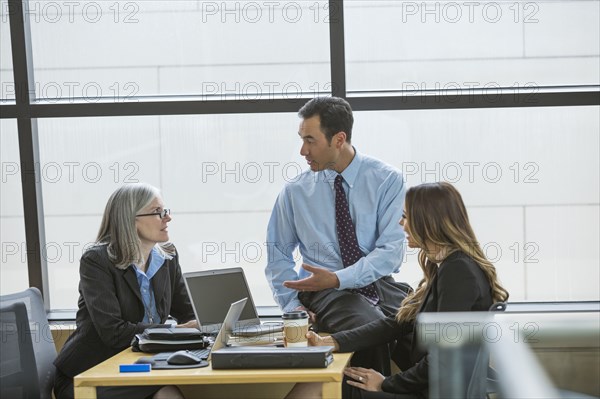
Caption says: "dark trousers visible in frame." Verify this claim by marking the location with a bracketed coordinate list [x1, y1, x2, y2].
[343, 384, 422, 399]
[299, 276, 411, 375]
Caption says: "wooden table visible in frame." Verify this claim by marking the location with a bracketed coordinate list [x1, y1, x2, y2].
[73, 348, 353, 399]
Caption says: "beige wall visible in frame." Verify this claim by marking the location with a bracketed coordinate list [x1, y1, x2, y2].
[535, 349, 600, 397]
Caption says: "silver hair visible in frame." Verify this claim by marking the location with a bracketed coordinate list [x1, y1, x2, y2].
[94, 183, 174, 269]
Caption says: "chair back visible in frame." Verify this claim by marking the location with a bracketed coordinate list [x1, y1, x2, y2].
[464, 303, 508, 397]
[0, 301, 41, 399]
[489, 302, 507, 312]
[0, 288, 56, 399]
[465, 344, 490, 399]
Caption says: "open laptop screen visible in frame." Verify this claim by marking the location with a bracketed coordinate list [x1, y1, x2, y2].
[183, 268, 260, 332]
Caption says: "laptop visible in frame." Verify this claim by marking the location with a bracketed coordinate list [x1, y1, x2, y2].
[207, 297, 247, 361]
[183, 267, 283, 336]
[152, 298, 247, 363]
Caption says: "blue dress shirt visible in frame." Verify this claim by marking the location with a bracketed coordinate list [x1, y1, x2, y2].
[131, 246, 169, 324]
[265, 150, 406, 312]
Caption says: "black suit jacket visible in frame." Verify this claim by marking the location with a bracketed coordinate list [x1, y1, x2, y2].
[54, 245, 195, 378]
[332, 251, 493, 396]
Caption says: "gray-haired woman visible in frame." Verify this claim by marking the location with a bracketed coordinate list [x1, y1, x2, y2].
[54, 183, 197, 399]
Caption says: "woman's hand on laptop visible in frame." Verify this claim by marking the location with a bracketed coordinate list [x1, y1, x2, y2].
[175, 319, 199, 329]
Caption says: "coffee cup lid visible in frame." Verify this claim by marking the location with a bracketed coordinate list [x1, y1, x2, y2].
[282, 310, 308, 319]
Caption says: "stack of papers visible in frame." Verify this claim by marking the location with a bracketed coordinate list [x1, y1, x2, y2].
[228, 331, 284, 347]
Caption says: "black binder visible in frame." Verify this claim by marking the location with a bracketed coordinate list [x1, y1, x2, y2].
[131, 328, 209, 353]
[211, 346, 335, 369]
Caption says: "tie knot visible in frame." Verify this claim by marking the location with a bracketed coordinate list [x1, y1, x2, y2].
[335, 174, 344, 186]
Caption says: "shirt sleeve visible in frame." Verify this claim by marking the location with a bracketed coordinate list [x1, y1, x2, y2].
[381, 354, 430, 394]
[265, 188, 303, 312]
[332, 316, 410, 353]
[335, 171, 406, 290]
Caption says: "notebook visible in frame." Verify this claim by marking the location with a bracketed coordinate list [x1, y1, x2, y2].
[183, 267, 283, 336]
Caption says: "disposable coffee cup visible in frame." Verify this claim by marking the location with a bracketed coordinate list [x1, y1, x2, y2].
[282, 310, 309, 347]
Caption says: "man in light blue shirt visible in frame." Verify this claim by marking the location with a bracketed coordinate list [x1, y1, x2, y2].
[265, 97, 410, 374]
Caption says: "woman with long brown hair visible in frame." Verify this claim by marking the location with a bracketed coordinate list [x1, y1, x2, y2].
[302, 182, 509, 399]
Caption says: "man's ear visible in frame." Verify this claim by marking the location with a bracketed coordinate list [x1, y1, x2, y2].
[334, 131, 347, 147]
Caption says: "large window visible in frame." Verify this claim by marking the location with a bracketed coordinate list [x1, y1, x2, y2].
[24, 106, 599, 309]
[1, 0, 598, 311]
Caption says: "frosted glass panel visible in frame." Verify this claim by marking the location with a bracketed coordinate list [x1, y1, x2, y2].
[0, 119, 30, 296]
[1, 0, 14, 103]
[352, 106, 599, 302]
[345, 1, 600, 92]
[36, 113, 301, 309]
[28, 0, 330, 100]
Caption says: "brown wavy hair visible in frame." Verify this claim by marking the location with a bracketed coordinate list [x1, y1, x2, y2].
[396, 182, 509, 322]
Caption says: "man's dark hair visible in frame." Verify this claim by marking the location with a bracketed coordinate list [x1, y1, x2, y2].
[298, 97, 354, 143]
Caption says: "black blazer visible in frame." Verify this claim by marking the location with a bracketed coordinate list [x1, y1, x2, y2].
[54, 245, 195, 378]
[332, 251, 493, 396]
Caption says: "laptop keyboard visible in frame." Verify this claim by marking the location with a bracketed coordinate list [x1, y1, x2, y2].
[152, 347, 211, 361]
[189, 347, 211, 360]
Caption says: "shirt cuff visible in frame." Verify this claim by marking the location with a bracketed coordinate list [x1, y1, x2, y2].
[335, 268, 355, 291]
[381, 375, 396, 393]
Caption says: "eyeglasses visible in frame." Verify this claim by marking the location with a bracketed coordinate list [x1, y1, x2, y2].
[136, 209, 171, 219]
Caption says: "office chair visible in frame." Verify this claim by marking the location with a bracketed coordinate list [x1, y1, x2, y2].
[461, 303, 508, 398]
[0, 288, 57, 399]
[483, 302, 507, 399]
[489, 302, 507, 312]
